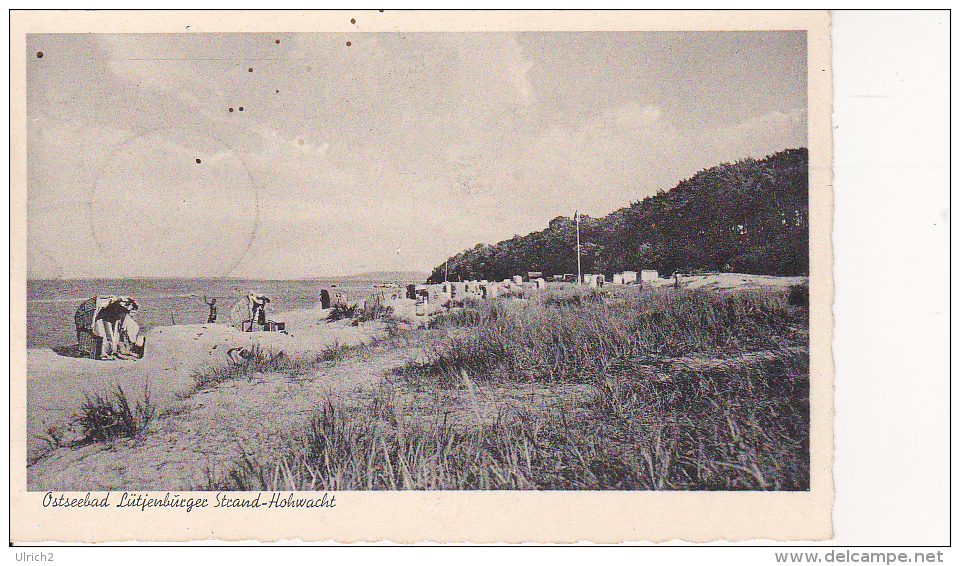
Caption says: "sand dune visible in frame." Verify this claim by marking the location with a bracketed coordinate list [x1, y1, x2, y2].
[26, 306, 383, 465]
[25, 273, 806, 490]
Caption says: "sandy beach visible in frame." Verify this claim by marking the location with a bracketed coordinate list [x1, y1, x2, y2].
[27, 304, 382, 474]
[26, 273, 808, 491]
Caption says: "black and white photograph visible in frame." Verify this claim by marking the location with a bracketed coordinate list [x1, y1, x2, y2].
[12, 10, 839, 543]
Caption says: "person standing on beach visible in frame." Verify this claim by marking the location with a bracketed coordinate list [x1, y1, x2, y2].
[245, 292, 270, 331]
[256, 296, 270, 326]
[204, 296, 217, 323]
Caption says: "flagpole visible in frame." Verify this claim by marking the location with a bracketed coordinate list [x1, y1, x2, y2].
[575, 211, 582, 285]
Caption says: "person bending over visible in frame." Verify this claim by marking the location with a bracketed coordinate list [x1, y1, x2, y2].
[94, 297, 138, 360]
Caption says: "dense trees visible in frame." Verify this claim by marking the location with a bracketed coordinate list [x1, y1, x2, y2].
[427, 148, 809, 283]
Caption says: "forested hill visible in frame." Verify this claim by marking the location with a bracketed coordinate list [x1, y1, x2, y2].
[427, 148, 809, 283]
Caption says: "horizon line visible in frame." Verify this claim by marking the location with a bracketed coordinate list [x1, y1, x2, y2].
[26, 271, 431, 282]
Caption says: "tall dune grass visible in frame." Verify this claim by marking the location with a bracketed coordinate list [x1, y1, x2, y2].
[208, 285, 809, 491]
[77, 384, 156, 444]
[404, 287, 803, 384]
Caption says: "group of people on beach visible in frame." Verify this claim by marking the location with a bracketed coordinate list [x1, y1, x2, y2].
[74, 291, 275, 361]
[206, 291, 271, 331]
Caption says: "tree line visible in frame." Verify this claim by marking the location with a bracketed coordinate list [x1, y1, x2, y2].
[427, 148, 809, 283]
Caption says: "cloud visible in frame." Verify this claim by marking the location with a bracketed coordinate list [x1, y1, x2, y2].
[696, 107, 807, 164]
[733, 108, 806, 136]
[28, 32, 809, 278]
[602, 102, 663, 129]
[508, 35, 537, 109]
[249, 123, 331, 159]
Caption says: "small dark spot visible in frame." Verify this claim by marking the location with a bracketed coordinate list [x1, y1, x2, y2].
[248, 68, 253, 73]
[346, 41, 352, 47]
[350, 18, 356, 24]
[275, 89, 280, 93]
[228, 107, 234, 112]
[379, 9, 384, 12]
[36, 51, 43, 58]
[196, 158, 201, 164]
[239, 107, 244, 111]
[275, 39, 280, 44]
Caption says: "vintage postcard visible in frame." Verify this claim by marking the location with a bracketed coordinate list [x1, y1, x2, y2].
[10, 10, 833, 543]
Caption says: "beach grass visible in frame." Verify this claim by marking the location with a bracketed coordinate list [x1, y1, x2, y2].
[182, 341, 364, 398]
[208, 285, 809, 491]
[77, 384, 156, 444]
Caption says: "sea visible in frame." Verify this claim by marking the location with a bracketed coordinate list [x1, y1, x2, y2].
[26, 277, 420, 350]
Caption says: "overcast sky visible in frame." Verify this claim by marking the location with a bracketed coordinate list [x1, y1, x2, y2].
[26, 31, 806, 279]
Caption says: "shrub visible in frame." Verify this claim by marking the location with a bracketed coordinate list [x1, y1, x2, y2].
[359, 299, 391, 322]
[187, 345, 313, 395]
[77, 384, 155, 443]
[326, 301, 359, 321]
[726, 243, 809, 277]
[788, 283, 809, 307]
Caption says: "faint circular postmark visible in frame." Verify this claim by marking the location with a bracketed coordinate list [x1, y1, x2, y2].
[86, 125, 259, 277]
